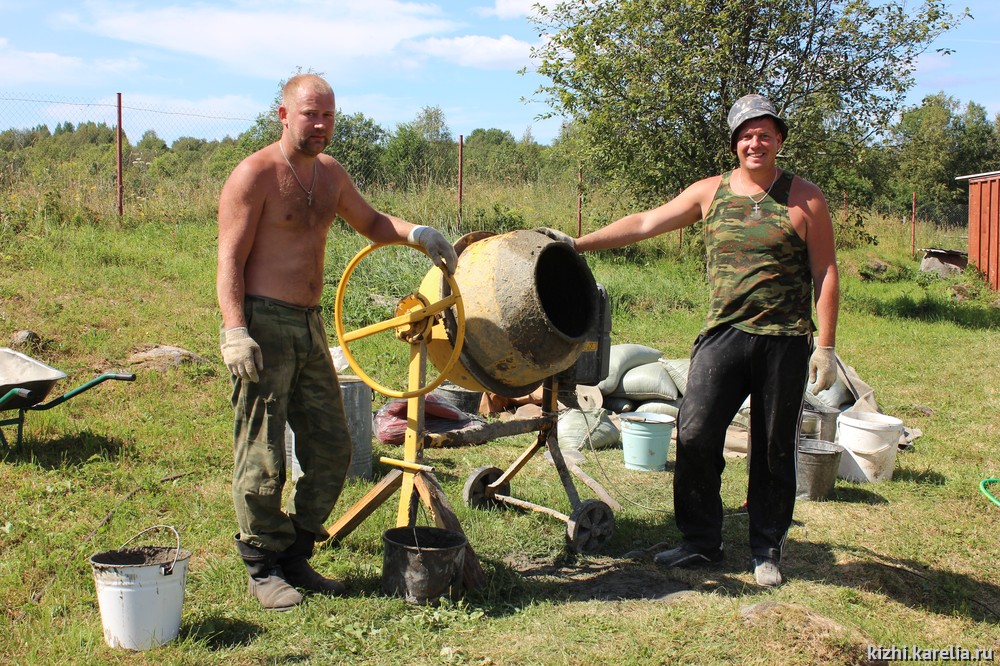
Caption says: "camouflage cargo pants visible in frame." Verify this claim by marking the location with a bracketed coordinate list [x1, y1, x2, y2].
[230, 296, 353, 552]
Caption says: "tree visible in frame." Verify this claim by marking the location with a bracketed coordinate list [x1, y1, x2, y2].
[380, 123, 431, 189]
[529, 0, 968, 204]
[891, 93, 961, 206]
[327, 111, 388, 188]
[412, 106, 452, 143]
[954, 101, 1000, 178]
[411, 106, 456, 184]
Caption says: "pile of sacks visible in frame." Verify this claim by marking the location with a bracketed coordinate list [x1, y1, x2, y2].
[557, 343, 688, 453]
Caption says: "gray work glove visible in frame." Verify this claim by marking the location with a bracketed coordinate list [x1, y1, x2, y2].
[221, 326, 263, 382]
[534, 227, 576, 249]
[408, 225, 458, 275]
[808, 345, 837, 394]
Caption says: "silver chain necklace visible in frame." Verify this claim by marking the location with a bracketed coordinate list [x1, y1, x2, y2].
[738, 167, 779, 219]
[278, 141, 318, 207]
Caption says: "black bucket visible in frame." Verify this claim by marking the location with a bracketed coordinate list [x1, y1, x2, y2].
[796, 438, 843, 501]
[382, 526, 467, 605]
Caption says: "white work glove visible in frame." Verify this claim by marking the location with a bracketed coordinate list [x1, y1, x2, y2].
[221, 327, 263, 382]
[535, 227, 576, 249]
[808, 345, 837, 395]
[408, 225, 458, 275]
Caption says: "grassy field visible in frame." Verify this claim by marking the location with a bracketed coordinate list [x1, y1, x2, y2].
[1, 188, 998, 665]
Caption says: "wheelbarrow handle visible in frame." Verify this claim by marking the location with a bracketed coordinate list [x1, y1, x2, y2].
[0, 387, 32, 409]
[28, 373, 137, 411]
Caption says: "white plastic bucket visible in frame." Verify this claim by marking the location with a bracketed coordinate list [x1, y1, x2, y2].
[89, 526, 191, 650]
[836, 411, 903, 482]
[621, 413, 675, 471]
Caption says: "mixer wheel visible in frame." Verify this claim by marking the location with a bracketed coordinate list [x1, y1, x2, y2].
[463, 466, 508, 509]
[566, 499, 615, 553]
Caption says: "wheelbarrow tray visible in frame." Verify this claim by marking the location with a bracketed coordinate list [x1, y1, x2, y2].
[0, 348, 67, 411]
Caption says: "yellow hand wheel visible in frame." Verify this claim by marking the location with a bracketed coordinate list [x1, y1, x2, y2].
[333, 242, 465, 399]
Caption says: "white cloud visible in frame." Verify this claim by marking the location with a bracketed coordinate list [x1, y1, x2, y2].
[477, 0, 547, 19]
[410, 34, 532, 70]
[0, 37, 141, 85]
[55, 0, 462, 80]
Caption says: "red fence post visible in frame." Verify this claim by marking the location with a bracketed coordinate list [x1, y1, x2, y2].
[911, 191, 917, 256]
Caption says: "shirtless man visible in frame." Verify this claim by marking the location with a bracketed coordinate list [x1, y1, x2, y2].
[543, 94, 839, 587]
[217, 73, 456, 610]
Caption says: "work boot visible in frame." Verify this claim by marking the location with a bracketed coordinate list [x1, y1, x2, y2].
[235, 535, 303, 611]
[653, 543, 724, 568]
[752, 556, 784, 588]
[278, 526, 346, 596]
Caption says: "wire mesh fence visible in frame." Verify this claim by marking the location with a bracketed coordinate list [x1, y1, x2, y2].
[0, 92, 972, 256]
[0, 93, 256, 147]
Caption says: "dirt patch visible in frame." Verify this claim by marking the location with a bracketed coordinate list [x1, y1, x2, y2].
[503, 553, 690, 601]
[741, 601, 880, 665]
[127, 344, 209, 371]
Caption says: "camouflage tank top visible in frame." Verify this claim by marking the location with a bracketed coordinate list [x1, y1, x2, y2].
[702, 170, 814, 336]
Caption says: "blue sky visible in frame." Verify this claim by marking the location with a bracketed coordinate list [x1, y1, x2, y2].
[1, 0, 998, 146]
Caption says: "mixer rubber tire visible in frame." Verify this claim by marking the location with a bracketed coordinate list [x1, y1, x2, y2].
[566, 499, 615, 553]
[463, 466, 508, 509]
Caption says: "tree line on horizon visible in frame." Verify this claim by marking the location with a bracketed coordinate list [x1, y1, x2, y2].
[2, 0, 998, 229]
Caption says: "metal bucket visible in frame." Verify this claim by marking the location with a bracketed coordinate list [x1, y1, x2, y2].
[88, 526, 191, 651]
[381, 526, 467, 605]
[796, 438, 843, 500]
[420, 230, 599, 397]
[285, 374, 373, 482]
[621, 413, 675, 471]
[431, 381, 483, 415]
[804, 403, 840, 443]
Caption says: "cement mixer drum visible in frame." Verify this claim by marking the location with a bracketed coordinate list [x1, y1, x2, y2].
[420, 229, 599, 397]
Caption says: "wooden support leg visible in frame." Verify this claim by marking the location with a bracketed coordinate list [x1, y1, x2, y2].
[324, 469, 404, 545]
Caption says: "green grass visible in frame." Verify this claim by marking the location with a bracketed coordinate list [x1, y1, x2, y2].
[1, 205, 998, 665]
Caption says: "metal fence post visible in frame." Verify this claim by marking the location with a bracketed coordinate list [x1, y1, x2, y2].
[116, 93, 124, 218]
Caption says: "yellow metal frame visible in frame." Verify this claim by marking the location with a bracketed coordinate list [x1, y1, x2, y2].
[325, 242, 486, 589]
[334, 242, 465, 400]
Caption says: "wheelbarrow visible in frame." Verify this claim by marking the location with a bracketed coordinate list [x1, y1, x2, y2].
[0, 347, 135, 451]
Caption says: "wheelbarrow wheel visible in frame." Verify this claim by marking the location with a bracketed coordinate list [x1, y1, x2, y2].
[566, 499, 615, 553]
[463, 466, 508, 509]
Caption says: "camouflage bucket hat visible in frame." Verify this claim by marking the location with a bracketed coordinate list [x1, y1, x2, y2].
[727, 94, 788, 149]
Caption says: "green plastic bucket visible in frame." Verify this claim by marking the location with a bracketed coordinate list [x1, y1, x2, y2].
[621, 413, 675, 471]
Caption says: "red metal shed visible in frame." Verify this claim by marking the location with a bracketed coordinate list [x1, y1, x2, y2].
[956, 170, 1000, 291]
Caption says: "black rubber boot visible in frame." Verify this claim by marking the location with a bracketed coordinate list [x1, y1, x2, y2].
[235, 535, 303, 611]
[278, 526, 346, 596]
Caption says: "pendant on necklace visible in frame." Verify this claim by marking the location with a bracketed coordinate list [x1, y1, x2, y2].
[750, 204, 761, 219]
[306, 193, 313, 207]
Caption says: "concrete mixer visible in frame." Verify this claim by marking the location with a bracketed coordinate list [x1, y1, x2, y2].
[324, 229, 615, 578]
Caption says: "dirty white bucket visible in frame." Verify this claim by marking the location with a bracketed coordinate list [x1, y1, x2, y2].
[89, 525, 191, 650]
[836, 411, 903, 482]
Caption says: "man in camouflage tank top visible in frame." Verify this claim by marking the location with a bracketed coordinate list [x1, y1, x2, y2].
[540, 94, 839, 587]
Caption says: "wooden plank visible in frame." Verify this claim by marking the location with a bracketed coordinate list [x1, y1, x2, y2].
[969, 180, 982, 270]
[324, 469, 403, 544]
[424, 415, 552, 447]
[989, 179, 999, 290]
